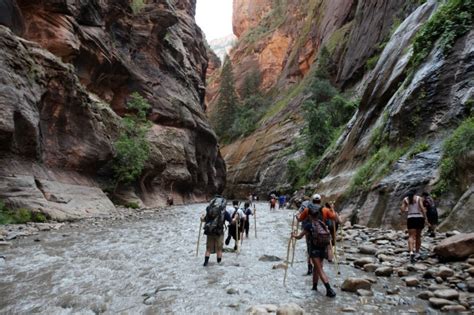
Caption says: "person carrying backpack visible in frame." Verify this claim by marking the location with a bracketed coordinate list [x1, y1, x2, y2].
[243, 202, 253, 238]
[225, 200, 245, 250]
[292, 200, 337, 298]
[422, 192, 438, 237]
[201, 196, 231, 266]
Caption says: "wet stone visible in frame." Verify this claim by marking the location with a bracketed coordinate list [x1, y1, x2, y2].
[359, 245, 377, 255]
[435, 277, 444, 284]
[247, 305, 278, 315]
[363, 264, 379, 272]
[354, 257, 374, 268]
[341, 307, 357, 312]
[418, 291, 434, 300]
[466, 267, 474, 276]
[467, 279, 474, 292]
[423, 269, 437, 279]
[428, 284, 450, 291]
[341, 278, 372, 292]
[467, 258, 474, 265]
[386, 286, 400, 295]
[404, 277, 419, 287]
[259, 255, 282, 262]
[438, 266, 455, 279]
[275, 303, 304, 315]
[429, 298, 456, 309]
[227, 288, 239, 295]
[441, 305, 467, 312]
[272, 263, 287, 270]
[375, 266, 393, 277]
[398, 269, 409, 277]
[378, 254, 395, 262]
[0, 241, 11, 247]
[433, 289, 459, 300]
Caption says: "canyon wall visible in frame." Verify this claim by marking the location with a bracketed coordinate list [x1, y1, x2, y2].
[0, 0, 225, 220]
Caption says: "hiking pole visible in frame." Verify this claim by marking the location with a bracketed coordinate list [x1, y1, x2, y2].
[236, 216, 240, 253]
[196, 219, 203, 257]
[283, 235, 292, 286]
[254, 204, 257, 238]
[291, 212, 298, 267]
[332, 223, 340, 275]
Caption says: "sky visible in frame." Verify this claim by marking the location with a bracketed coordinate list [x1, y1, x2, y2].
[195, 0, 234, 41]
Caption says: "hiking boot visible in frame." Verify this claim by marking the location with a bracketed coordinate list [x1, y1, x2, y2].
[326, 287, 336, 298]
[410, 253, 416, 263]
[306, 264, 313, 275]
[234, 245, 238, 251]
[312, 283, 318, 291]
[225, 236, 231, 245]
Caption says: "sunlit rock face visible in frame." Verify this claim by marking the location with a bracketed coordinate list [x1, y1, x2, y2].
[0, 0, 225, 218]
[219, 0, 473, 231]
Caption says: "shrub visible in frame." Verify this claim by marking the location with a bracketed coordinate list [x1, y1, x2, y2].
[111, 93, 151, 188]
[433, 116, 474, 196]
[408, 142, 430, 159]
[125, 202, 140, 209]
[0, 201, 48, 224]
[131, 0, 145, 14]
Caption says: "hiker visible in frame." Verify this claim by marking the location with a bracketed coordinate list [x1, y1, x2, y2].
[278, 195, 286, 209]
[292, 202, 337, 297]
[248, 193, 253, 206]
[400, 190, 429, 262]
[166, 195, 174, 206]
[243, 202, 253, 238]
[269, 195, 277, 211]
[422, 192, 438, 237]
[297, 194, 340, 276]
[201, 196, 231, 266]
[225, 200, 245, 250]
[324, 202, 339, 242]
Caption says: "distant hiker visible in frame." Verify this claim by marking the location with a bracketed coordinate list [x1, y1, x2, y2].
[422, 191, 438, 237]
[292, 201, 337, 298]
[201, 196, 231, 266]
[166, 195, 174, 206]
[297, 195, 340, 275]
[278, 195, 286, 209]
[243, 202, 253, 238]
[400, 191, 429, 262]
[225, 200, 245, 250]
[248, 193, 253, 206]
[324, 202, 339, 242]
[269, 196, 276, 211]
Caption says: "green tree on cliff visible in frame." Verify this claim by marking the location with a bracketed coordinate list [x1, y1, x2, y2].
[211, 55, 239, 142]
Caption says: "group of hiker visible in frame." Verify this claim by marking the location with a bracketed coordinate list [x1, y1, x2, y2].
[198, 188, 439, 299]
[269, 194, 287, 210]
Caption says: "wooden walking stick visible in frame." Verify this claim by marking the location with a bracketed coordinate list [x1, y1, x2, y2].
[236, 216, 240, 252]
[254, 204, 257, 238]
[332, 223, 340, 275]
[196, 219, 203, 257]
[283, 234, 293, 286]
[290, 212, 298, 267]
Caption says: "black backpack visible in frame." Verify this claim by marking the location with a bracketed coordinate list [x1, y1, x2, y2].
[203, 196, 226, 236]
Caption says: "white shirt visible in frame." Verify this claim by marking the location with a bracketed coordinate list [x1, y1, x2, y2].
[226, 206, 245, 221]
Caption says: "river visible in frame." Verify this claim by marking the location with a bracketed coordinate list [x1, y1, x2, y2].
[0, 202, 431, 314]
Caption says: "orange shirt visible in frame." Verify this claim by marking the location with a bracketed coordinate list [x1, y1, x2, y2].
[298, 206, 336, 222]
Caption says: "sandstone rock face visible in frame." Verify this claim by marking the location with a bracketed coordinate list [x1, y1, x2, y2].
[433, 233, 474, 261]
[0, 0, 225, 217]
[232, 0, 272, 38]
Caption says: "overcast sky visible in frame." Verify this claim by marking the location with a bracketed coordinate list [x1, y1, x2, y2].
[195, 0, 233, 41]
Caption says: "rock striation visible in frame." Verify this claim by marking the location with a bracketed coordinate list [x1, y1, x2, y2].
[0, 0, 225, 219]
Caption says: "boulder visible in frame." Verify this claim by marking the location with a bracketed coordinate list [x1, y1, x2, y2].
[276, 303, 304, 315]
[417, 291, 434, 300]
[363, 264, 379, 272]
[375, 266, 393, 277]
[433, 233, 474, 261]
[441, 305, 466, 312]
[433, 289, 459, 300]
[341, 278, 372, 292]
[437, 266, 455, 279]
[354, 257, 374, 268]
[429, 298, 455, 309]
[358, 245, 377, 255]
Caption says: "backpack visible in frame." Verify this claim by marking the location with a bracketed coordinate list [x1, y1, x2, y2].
[311, 219, 331, 248]
[203, 196, 226, 236]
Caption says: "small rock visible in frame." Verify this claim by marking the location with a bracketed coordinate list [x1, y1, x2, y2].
[433, 289, 459, 300]
[397, 269, 409, 277]
[428, 284, 450, 291]
[387, 287, 400, 295]
[435, 277, 444, 284]
[418, 291, 434, 300]
[378, 254, 395, 262]
[456, 283, 467, 291]
[357, 289, 373, 296]
[259, 255, 282, 262]
[363, 264, 379, 272]
[413, 263, 428, 271]
[375, 266, 393, 277]
[440, 305, 466, 312]
[466, 267, 474, 276]
[0, 241, 12, 247]
[438, 266, 455, 279]
[404, 277, 419, 287]
[34, 238, 41, 242]
[467, 257, 474, 265]
[354, 257, 374, 268]
[467, 279, 474, 292]
[227, 288, 239, 295]
[276, 303, 304, 315]
[247, 305, 276, 315]
[341, 278, 371, 292]
[423, 269, 437, 279]
[272, 263, 287, 270]
[429, 298, 455, 309]
[341, 307, 357, 313]
[376, 240, 389, 245]
[143, 296, 156, 305]
[362, 305, 379, 312]
[359, 245, 377, 255]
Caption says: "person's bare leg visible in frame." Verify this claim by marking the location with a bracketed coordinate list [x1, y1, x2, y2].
[415, 229, 422, 253]
[313, 258, 336, 297]
[408, 229, 416, 253]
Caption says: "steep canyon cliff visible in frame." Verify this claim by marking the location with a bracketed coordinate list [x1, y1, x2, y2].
[0, 0, 225, 220]
[215, 0, 473, 231]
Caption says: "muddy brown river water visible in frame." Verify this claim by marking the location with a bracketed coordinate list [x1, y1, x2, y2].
[0, 203, 436, 314]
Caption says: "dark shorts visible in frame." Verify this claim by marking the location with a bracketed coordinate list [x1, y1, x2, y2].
[309, 245, 327, 259]
[407, 217, 425, 230]
[427, 209, 438, 225]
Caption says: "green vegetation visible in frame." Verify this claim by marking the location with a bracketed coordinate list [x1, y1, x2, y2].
[131, 0, 145, 14]
[408, 142, 430, 159]
[433, 116, 474, 196]
[407, 0, 473, 77]
[0, 200, 47, 225]
[286, 156, 319, 189]
[370, 112, 389, 150]
[111, 92, 151, 188]
[125, 202, 140, 209]
[349, 146, 408, 194]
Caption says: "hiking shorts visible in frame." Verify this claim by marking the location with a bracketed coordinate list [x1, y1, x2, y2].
[407, 217, 425, 230]
[309, 245, 327, 259]
[206, 234, 224, 254]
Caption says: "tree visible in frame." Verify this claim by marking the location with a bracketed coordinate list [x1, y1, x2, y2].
[211, 55, 239, 141]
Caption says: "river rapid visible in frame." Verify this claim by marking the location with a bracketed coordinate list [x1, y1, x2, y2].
[0, 203, 432, 314]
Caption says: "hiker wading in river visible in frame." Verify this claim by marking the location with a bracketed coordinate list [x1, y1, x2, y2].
[292, 200, 337, 298]
[225, 200, 245, 250]
[201, 196, 231, 266]
[400, 190, 430, 262]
